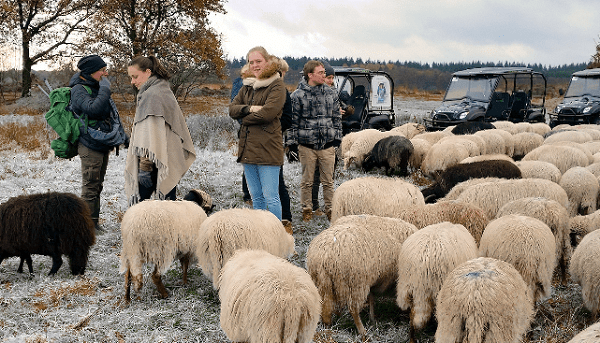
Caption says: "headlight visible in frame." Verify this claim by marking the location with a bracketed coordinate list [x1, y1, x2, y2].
[583, 106, 593, 113]
[458, 111, 469, 119]
[554, 105, 562, 113]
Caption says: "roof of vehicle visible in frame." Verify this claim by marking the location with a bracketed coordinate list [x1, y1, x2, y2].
[572, 68, 600, 77]
[453, 67, 543, 77]
[332, 66, 389, 75]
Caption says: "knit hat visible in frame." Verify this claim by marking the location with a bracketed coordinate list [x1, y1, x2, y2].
[77, 55, 107, 75]
[321, 61, 335, 77]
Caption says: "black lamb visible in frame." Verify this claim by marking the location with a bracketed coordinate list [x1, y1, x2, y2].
[451, 122, 496, 135]
[362, 135, 414, 176]
[422, 159, 522, 203]
[0, 192, 96, 275]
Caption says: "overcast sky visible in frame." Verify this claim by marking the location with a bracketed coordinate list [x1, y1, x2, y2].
[209, 0, 600, 67]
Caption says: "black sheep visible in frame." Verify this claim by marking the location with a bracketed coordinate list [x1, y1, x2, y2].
[0, 192, 96, 275]
[421, 159, 522, 203]
[362, 135, 414, 176]
[451, 122, 496, 135]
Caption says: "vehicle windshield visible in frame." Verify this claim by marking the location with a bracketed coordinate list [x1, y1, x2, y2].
[565, 76, 600, 98]
[444, 76, 498, 102]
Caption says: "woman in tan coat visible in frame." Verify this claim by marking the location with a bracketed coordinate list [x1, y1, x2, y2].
[229, 46, 286, 220]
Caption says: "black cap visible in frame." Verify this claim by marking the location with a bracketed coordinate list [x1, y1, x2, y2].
[77, 55, 107, 75]
[321, 60, 335, 77]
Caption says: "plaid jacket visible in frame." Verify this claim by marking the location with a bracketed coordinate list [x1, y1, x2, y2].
[289, 79, 342, 150]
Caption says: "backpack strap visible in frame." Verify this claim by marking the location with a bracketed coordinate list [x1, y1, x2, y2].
[72, 85, 93, 131]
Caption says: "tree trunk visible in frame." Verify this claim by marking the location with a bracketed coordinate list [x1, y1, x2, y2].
[20, 42, 34, 98]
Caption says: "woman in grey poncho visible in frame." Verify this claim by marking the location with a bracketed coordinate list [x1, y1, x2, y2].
[124, 56, 196, 205]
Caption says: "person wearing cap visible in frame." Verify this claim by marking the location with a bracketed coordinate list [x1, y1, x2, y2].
[289, 60, 342, 222]
[69, 54, 121, 231]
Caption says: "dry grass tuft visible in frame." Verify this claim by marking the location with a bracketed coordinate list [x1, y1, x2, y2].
[33, 277, 100, 308]
[394, 86, 444, 101]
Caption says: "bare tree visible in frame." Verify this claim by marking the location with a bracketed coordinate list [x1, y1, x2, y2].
[590, 36, 600, 69]
[0, 0, 100, 97]
[83, 0, 227, 96]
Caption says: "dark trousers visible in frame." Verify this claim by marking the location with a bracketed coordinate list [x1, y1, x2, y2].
[78, 143, 109, 225]
[139, 167, 177, 202]
[242, 168, 291, 221]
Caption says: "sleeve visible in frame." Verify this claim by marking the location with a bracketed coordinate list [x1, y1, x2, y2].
[229, 86, 251, 119]
[287, 90, 302, 146]
[241, 81, 286, 126]
[279, 90, 293, 132]
[70, 84, 112, 120]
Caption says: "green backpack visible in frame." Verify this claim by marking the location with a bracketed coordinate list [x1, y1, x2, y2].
[45, 85, 96, 159]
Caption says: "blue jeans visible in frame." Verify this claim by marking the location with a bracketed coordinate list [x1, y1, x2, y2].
[243, 164, 282, 220]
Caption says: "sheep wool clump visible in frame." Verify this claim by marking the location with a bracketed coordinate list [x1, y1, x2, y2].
[522, 144, 589, 174]
[120, 198, 208, 301]
[330, 176, 425, 223]
[196, 208, 295, 288]
[496, 197, 571, 285]
[569, 229, 600, 321]
[219, 249, 321, 343]
[479, 214, 556, 303]
[435, 257, 534, 343]
[306, 214, 417, 337]
[570, 209, 600, 247]
[515, 160, 562, 183]
[559, 166, 599, 216]
[566, 322, 600, 343]
[396, 222, 478, 342]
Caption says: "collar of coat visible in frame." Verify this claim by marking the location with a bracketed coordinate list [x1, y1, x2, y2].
[241, 61, 280, 89]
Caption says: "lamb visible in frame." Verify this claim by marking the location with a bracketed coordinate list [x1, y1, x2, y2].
[390, 122, 426, 138]
[496, 197, 571, 285]
[479, 214, 556, 303]
[450, 121, 495, 135]
[396, 222, 478, 343]
[512, 131, 544, 160]
[196, 207, 295, 287]
[566, 322, 600, 343]
[120, 197, 208, 301]
[330, 176, 425, 223]
[515, 160, 562, 183]
[0, 192, 95, 276]
[219, 249, 321, 343]
[305, 214, 417, 338]
[391, 200, 488, 245]
[559, 166, 599, 216]
[453, 177, 569, 220]
[362, 135, 414, 176]
[421, 159, 522, 203]
[408, 138, 432, 170]
[435, 257, 534, 343]
[420, 141, 470, 177]
[570, 209, 600, 247]
[569, 229, 600, 321]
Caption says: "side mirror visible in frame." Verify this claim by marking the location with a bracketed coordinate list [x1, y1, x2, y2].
[559, 88, 565, 96]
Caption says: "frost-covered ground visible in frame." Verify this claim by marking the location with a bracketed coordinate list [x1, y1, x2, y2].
[0, 96, 593, 342]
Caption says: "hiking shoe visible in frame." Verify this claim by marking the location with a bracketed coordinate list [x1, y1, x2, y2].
[313, 208, 325, 216]
[282, 220, 293, 235]
[302, 208, 313, 222]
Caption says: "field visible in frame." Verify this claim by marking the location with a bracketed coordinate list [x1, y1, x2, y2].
[0, 89, 596, 342]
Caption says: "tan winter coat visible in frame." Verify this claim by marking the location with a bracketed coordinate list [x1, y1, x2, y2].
[229, 61, 286, 166]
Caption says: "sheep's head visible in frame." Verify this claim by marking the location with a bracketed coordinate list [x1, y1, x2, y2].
[183, 189, 215, 214]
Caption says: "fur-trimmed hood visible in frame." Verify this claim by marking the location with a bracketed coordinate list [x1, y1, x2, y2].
[241, 59, 280, 89]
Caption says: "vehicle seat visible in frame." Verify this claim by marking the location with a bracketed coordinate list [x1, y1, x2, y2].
[343, 85, 368, 132]
[508, 91, 530, 120]
[487, 92, 510, 120]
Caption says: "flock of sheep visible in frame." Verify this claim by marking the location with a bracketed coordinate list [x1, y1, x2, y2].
[2, 119, 600, 342]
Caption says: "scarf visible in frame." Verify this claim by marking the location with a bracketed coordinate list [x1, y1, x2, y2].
[124, 76, 196, 206]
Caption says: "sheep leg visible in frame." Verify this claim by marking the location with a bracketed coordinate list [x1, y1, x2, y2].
[180, 255, 190, 284]
[368, 293, 375, 323]
[320, 292, 334, 326]
[124, 268, 132, 303]
[151, 265, 169, 298]
[349, 306, 367, 339]
[48, 254, 63, 275]
[17, 255, 33, 274]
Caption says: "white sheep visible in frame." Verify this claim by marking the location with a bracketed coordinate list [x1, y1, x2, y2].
[586, 161, 600, 178]
[306, 214, 417, 338]
[489, 128, 514, 157]
[496, 197, 571, 285]
[396, 222, 478, 343]
[218, 249, 321, 343]
[512, 131, 544, 160]
[391, 200, 489, 245]
[330, 176, 425, 223]
[420, 141, 470, 177]
[390, 122, 426, 139]
[560, 166, 599, 216]
[460, 133, 488, 155]
[412, 130, 452, 145]
[490, 120, 517, 134]
[120, 199, 208, 301]
[453, 177, 569, 220]
[435, 257, 534, 343]
[547, 141, 595, 164]
[582, 141, 600, 155]
[544, 130, 593, 144]
[479, 214, 556, 303]
[340, 130, 363, 162]
[442, 177, 506, 201]
[515, 160, 562, 183]
[512, 121, 533, 134]
[569, 229, 600, 321]
[566, 322, 600, 343]
[437, 135, 482, 157]
[522, 144, 589, 174]
[570, 209, 600, 247]
[474, 129, 506, 155]
[530, 122, 552, 136]
[460, 153, 514, 164]
[196, 208, 295, 287]
[408, 137, 432, 170]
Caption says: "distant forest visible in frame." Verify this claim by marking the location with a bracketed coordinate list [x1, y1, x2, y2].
[227, 57, 590, 92]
